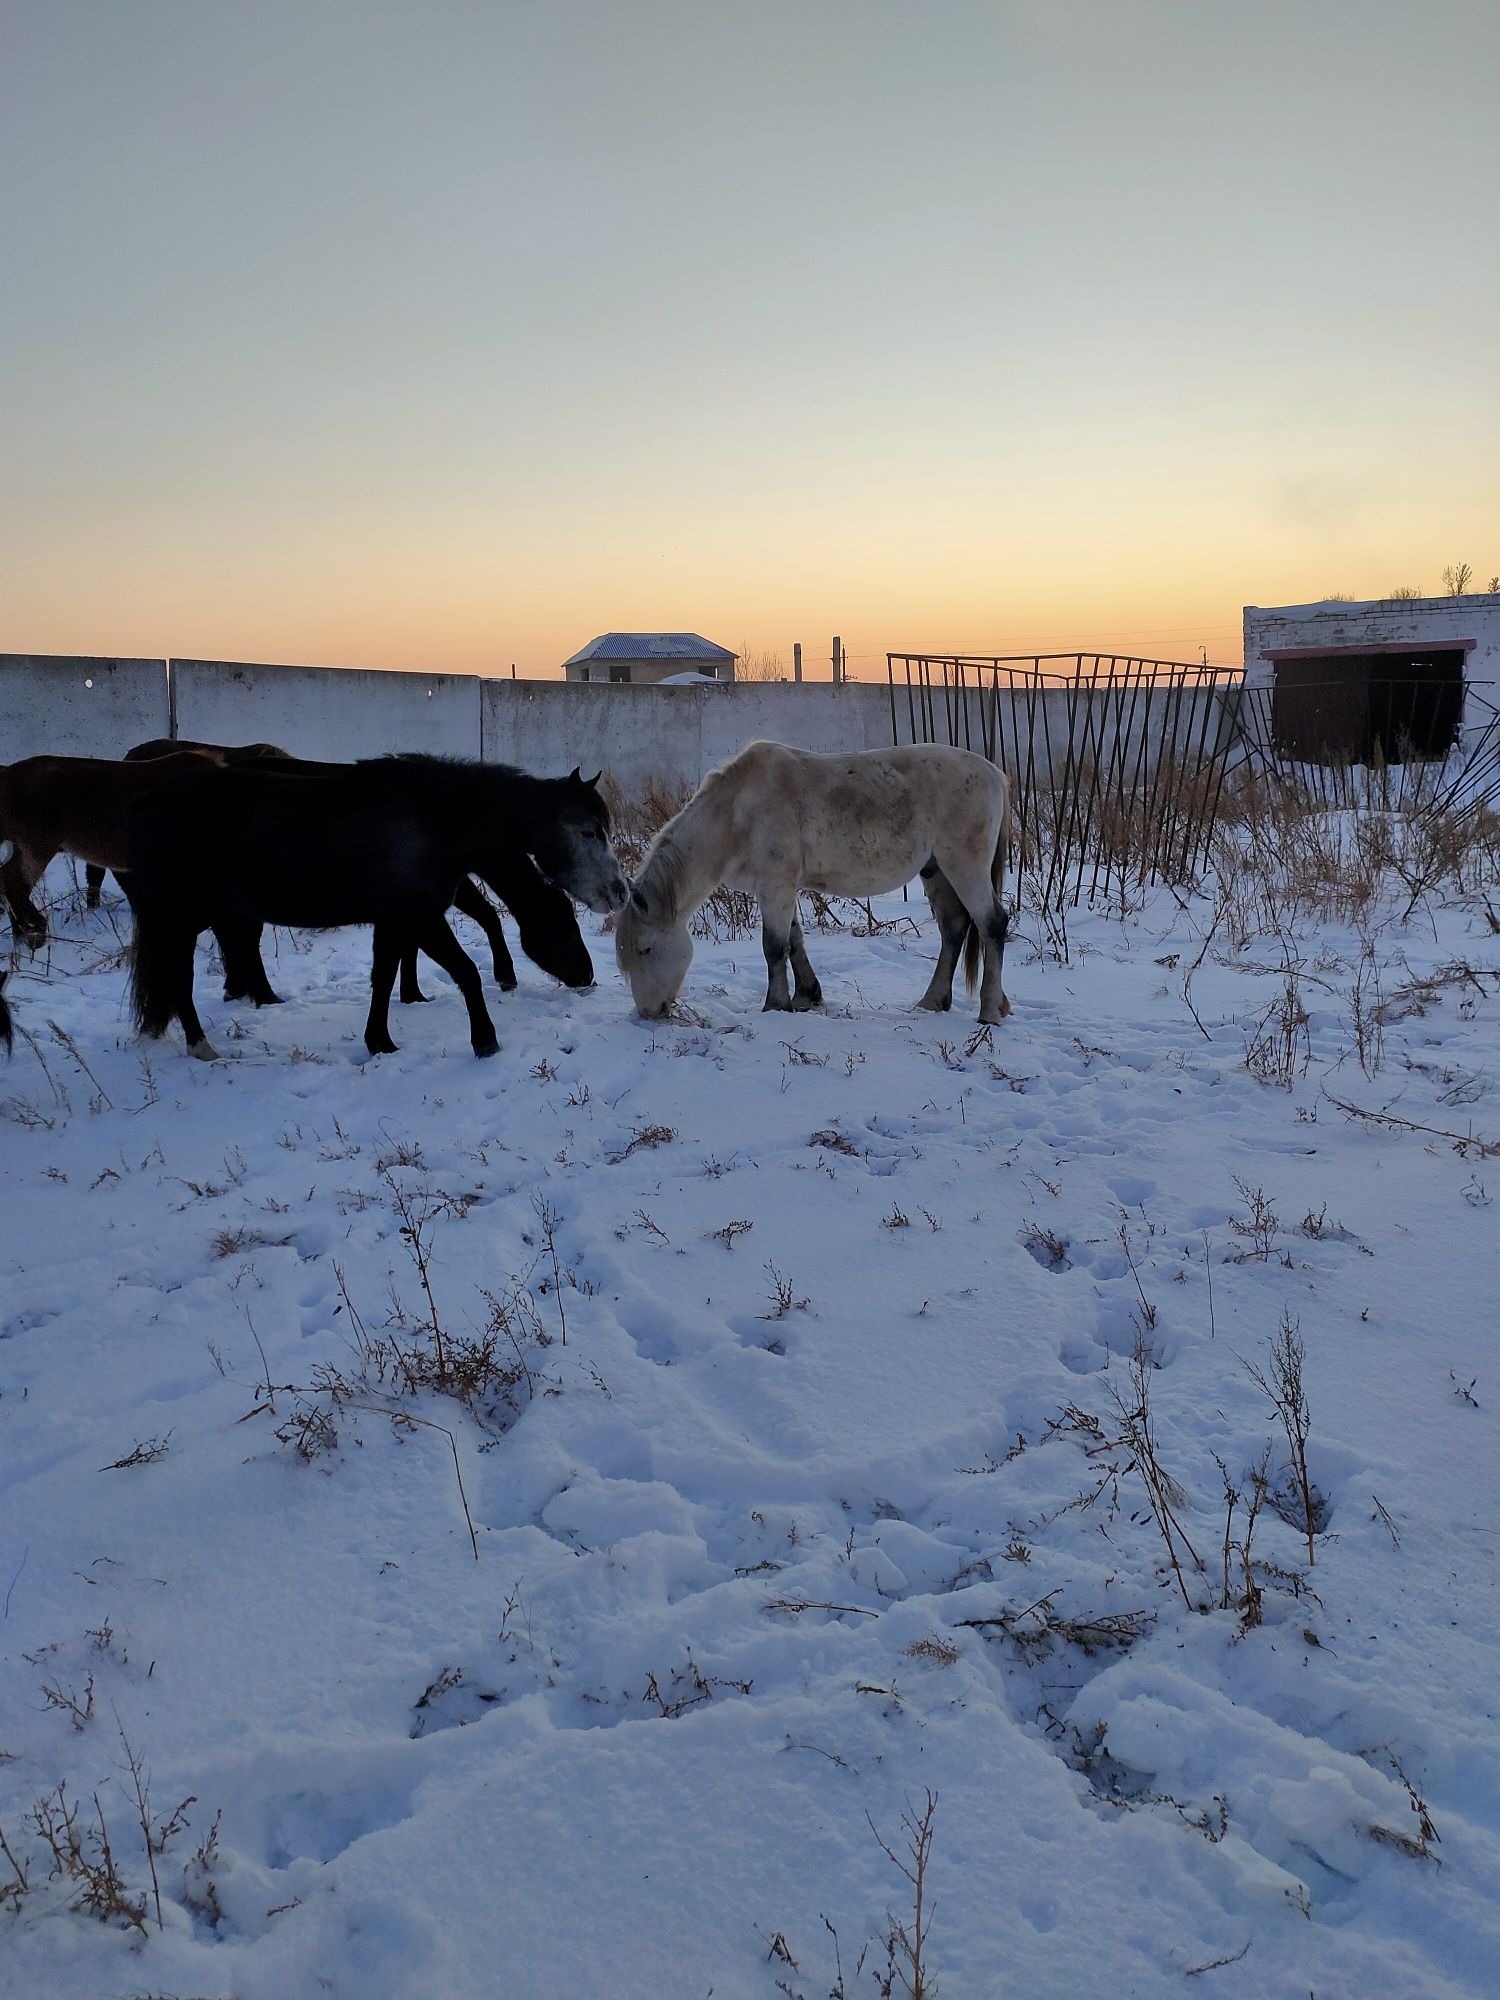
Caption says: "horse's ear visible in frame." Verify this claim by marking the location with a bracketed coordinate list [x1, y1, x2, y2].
[630, 885, 650, 916]
[584, 770, 602, 790]
[568, 766, 583, 785]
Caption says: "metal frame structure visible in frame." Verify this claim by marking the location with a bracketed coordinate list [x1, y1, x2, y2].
[887, 653, 1247, 909]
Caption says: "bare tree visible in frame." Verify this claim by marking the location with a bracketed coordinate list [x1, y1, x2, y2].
[1442, 562, 1473, 596]
[1387, 585, 1424, 600]
[736, 643, 789, 683]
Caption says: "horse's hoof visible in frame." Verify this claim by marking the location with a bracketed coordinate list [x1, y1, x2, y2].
[472, 1037, 500, 1059]
[85, 893, 100, 911]
[401, 990, 431, 1005]
[762, 997, 794, 1013]
[497, 977, 519, 993]
[791, 991, 822, 1012]
[915, 994, 950, 1014]
[978, 1001, 1011, 1026]
[366, 1036, 399, 1056]
[188, 1039, 221, 1062]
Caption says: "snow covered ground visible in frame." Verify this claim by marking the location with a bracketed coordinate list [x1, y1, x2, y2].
[2, 856, 1497, 1999]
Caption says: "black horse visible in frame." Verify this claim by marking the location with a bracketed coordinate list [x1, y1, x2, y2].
[83, 739, 289, 908]
[88, 741, 594, 1003]
[125, 757, 626, 1059]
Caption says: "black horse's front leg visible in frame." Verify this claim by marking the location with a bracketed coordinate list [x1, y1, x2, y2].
[414, 916, 499, 1057]
[365, 926, 404, 1054]
[452, 877, 517, 991]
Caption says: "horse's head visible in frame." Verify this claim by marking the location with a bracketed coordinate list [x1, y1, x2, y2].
[518, 910, 595, 990]
[614, 882, 694, 1019]
[530, 770, 629, 917]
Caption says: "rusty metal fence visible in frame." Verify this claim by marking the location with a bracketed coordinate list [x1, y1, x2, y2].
[887, 653, 1247, 909]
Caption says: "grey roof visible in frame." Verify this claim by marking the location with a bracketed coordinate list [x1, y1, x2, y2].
[563, 632, 737, 667]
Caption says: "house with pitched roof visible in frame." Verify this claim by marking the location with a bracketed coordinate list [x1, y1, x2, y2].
[562, 633, 737, 686]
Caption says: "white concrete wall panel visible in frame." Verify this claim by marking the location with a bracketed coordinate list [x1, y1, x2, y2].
[0, 655, 170, 762]
[170, 660, 481, 763]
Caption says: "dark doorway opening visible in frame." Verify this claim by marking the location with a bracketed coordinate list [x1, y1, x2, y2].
[1271, 651, 1464, 763]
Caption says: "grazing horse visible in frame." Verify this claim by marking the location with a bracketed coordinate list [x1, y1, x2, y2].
[83, 739, 288, 907]
[615, 741, 1012, 1024]
[0, 750, 286, 953]
[86, 741, 594, 1002]
[126, 757, 627, 1059]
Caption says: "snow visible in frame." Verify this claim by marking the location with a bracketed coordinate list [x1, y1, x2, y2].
[2, 858, 1498, 1998]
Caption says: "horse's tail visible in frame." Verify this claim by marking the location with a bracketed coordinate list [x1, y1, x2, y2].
[963, 772, 1011, 996]
[129, 910, 176, 1038]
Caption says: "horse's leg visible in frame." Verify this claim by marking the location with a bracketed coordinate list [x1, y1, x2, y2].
[915, 864, 972, 1014]
[937, 858, 1011, 1025]
[759, 890, 796, 1012]
[398, 945, 430, 1004]
[452, 877, 517, 990]
[142, 921, 217, 1058]
[365, 927, 403, 1055]
[415, 916, 499, 1057]
[85, 863, 107, 908]
[788, 917, 823, 1011]
[218, 920, 281, 1005]
[978, 903, 1012, 1025]
[2, 843, 51, 950]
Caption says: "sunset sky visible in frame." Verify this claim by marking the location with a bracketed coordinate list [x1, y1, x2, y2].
[2, 0, 1496, 680]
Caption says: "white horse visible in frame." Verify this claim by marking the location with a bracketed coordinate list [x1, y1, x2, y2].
[615, 741, 1012, 1023]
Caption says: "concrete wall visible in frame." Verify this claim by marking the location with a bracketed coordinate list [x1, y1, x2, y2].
[0, 654, 169, 761]
[170, 658, 482, 762]
[481, 679, 894, 789]
[1243, 595, 1500, 736]
[1, 650, 1246, 793]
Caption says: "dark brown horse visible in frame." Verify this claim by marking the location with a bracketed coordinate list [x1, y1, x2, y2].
[0, 747, 285, 951]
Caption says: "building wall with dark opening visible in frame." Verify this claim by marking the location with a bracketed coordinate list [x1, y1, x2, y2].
[1244, 595, 1500, 764]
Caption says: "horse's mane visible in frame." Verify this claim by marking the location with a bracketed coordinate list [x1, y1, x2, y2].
[635, 830, 692, 922]
[633, 759, 735, 921]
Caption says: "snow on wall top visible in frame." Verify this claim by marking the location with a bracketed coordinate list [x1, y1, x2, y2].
[1245, 592, 1500, 624]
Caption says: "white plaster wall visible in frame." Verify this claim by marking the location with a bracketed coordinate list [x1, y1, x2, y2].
[171, 659, 482, 761]
[0, 655, 170, 761]
[1243, 596, 1500, 733]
